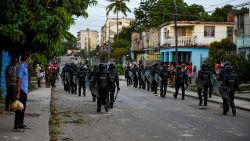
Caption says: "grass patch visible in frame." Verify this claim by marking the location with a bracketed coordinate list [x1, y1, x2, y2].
[64, 118, 86, 125]
[238, 85, 250, 92]
[49, 89, 63, 141]
[59, 111, 72, 118]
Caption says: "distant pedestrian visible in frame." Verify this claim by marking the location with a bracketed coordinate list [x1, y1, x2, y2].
[5, 58, 18, 111]
[36, 64, 41, 87]
[15, 53, 31, 131]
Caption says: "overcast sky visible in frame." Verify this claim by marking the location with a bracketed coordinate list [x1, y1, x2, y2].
[68, 0, 249, 37]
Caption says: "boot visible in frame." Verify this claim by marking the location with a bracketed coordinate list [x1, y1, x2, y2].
[232, 107, 236, 116]
[199, 99, 203, 106]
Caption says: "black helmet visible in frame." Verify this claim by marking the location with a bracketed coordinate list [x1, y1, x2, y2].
[225, 64, 233, 72]
[109, 63, 115, 70]
[99, 63, 106, 70]
[163, 65, 167, 69]
[224, 61, 231, 67]
[176, 65, 181, 70]
[201, 64, 207, 70]
[153, 63, 158, 67]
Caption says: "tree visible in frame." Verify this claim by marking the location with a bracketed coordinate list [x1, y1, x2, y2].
[211, 4, 233, 22]
[106, 0, 131, 39]
[0, 0, 96, 57]
[110, 38, 129, 64]
[208, 38, 236, 65]
[133, 0, 207, 30]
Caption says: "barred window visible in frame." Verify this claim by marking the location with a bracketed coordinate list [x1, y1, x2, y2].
[204, 26, 215, 37]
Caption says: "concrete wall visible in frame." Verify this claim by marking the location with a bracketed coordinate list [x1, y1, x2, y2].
[0, 51, 10, 96]
[78, 29, 98, 51]
[160, 48, 208, 71]
[160, 22, 234, 47]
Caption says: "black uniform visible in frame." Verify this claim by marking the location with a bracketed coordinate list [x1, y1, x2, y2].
[197, 64, 210, 106]
[93, 64, 112, 112]
[125, 66, 132, 86]
[218, 64, 239, 116]
[139, 65, 146, 89]
[108, 64, 120, 109]
[174, 66, 188, 100]
[207, 64, 216, 98]
[89, 65, 98, 102]
[133, 65, 139, 88]
[77, 66, 87, 97]
[159, 65, 169, 98]
[151, 64, 160, 94]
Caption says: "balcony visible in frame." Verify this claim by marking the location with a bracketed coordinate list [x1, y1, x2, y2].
[162, 36, 199, 47]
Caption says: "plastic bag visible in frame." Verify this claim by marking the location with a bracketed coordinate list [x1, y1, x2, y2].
[10, 100, 24, 111]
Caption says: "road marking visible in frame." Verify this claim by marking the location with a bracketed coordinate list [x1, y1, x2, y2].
[181, 134, 193, 137]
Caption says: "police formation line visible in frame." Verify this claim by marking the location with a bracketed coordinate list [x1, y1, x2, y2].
[125, 62, 239, 116]
[61, 63, 120, 113]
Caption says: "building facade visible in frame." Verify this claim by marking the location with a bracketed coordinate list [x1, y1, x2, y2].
[160, 21, 234, 70]
[131, 27, 161, 65]
[101, 17, 131, 46]
[234, 9, 250, 57]
[77, 29, 98, 52]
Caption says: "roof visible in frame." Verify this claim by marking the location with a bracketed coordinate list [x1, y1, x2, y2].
[159, 21, 234, 28]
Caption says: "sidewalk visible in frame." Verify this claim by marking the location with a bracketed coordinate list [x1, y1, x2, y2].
[119, 75, 250, 112]
[0, 87, 51, 141]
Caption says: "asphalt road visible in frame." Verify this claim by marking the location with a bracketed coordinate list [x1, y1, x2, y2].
[53, 80, 250, 141]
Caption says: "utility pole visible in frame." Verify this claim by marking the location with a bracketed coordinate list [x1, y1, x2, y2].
[108, 22, 111, 62]
[87, 28, 90, 64]
[174, 0, 178, 66]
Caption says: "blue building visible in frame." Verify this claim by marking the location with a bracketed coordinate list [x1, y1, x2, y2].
[0, 50, 10, 97]
[159, 21, 234, 69]
[160, 47, 208, 70]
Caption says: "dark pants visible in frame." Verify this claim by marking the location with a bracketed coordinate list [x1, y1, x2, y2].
[160, 80, 168, 98]
[152, 80, 158, 94]
[198, 85, 208, 106]
[110, 87, 115, 108]
[126, 76, 132, 86]
[146, 80, 150, 91]
[139, 78, 145, 89]
[133, 78, 138, 88]
[208, 83, 212, 98]
[223, 90, 236, 114]
[175, 83, 185, 100]
[78, 81, 86, 96]
[5, 85, 16, 110]
[14, 90, 27, 129]
[97, 88, 109, 112]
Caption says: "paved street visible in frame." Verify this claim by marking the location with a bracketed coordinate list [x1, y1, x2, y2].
[53, 81, 250, 141]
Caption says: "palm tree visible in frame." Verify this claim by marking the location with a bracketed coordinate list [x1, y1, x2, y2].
[106, 0, 131, 40]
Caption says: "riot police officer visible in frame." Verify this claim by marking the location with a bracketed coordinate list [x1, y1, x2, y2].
[89, 65, 98, 102]
[108, 63, 120, 109]
[159, 65, 169, 98]
[151, 63, 160, 94]
[133, 65, 139, 88]
[139, 65, 146, 89]
[174, 65, 188, 100]
[77, 65, 87, 97]
[93, 63, 111, 112]
[207, 64, 216, 98]
[218, 62, 239, 116]
[197, 64, 210, 106]
[145, 66, 151, 91]
[125, 66, 132, 86]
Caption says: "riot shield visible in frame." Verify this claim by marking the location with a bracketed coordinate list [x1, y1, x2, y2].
[195, 78, 204, 88]
[140, 72, 146, 83]
[128, 71, 133, 78]
[219, 86, 231, 101]
[135, 71, 139, 78]
[145, 70, 153, 84]
[73, 74, 78, 86]
[210, 74, 231, 101]
[210, 73, 220, 95]
[155, 73, 162, 86]
[90, 83, 99, 98]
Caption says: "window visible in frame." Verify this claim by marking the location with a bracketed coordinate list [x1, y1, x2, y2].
[118, 22, 122, 25]
[204, 26, 215, 37]
[164, 28, 167, 38]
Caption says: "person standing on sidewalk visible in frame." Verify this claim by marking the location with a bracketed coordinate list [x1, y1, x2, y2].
[15, 53, 31, 131]
[5, 58, 18, 111]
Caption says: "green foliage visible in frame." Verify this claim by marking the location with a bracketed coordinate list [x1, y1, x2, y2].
[0, 0, 96, 57]
[106, 0, 131, 16]
[115, 64, 124, 75]
[32, 53, 48, 66]
[110, 39, 130, 64]
[211, 4, 233, 22]
[208, 38, 250, 82]
[208, 38, 236, 65]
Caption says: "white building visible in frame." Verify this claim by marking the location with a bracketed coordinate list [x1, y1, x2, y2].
[160, 21, 234, 69]
[77, 29, 98, 52]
